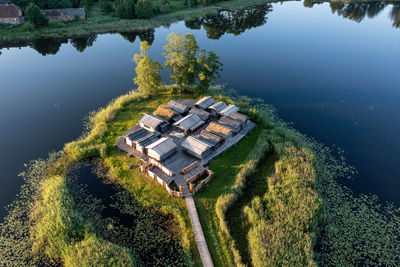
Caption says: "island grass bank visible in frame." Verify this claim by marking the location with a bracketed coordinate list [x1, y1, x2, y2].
[1, 88, 400, 266]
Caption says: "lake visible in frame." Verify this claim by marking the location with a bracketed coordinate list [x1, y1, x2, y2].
[1, 0, 400, 220]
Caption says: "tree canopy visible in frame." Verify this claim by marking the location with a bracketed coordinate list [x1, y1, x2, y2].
[133, 41, 163, 96]
[163, 32, 222, 94]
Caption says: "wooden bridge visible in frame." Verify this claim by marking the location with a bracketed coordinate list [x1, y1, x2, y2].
[186, 195, 214, 267]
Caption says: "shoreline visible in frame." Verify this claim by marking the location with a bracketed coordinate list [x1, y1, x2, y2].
[0, 0, 274, 43]
[2, 0, 396, 44]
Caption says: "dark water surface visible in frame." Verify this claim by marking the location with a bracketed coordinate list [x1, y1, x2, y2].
[1, 1, 400, 219]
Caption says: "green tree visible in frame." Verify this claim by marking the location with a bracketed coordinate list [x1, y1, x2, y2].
[100, 0, 113, 12]
[163, 33, 199, 93]
[135, 0, 153, 19]
[196, 50, 223, 93]
[133, 41, 163, 96]
[25, 3, 49, 27]
[115, 0, 135, 19]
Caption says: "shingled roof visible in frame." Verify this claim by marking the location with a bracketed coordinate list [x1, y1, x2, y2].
[173, 114, 204, 132]
[166, 100, 190, 114]
[0, 4, 22, 18]
[139, 113, 165, 131]
[146, 137, 177, 157]
[196, 96, 215, 109]
[182, 136, 212, 158]
[205, 121, 234, 138]
[154, 106, 176, 120]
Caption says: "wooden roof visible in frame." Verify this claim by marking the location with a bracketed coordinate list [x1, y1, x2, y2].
[135, 132, 160, 147]
[209, 101, 227, 113]
[124, 125, 150, 141]
[139, 113, 165, 129]
[220, 104, 239, 116]
[0, 4, 21, 18]
[220, 116, 242, 128]
[189, 107, 211, 121]
[154, 106, 175, 120]
[182, 136, 212, 156]
[166, 100, 190, 114]
[146, 137, 177, 156]
[173, 114, 204, 132]
[196, 96, 216, 109]
[196, 130, 223, 146]
[205, 122, 234, 137]
[229, 112, 248, 123]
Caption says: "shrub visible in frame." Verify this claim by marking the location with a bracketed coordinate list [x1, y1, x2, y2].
[100, 0, 113, 12]
[135, 0, 153, 19]
[159, 3, 169, 14]
[24, 3, 49, 27]
[48, 21, 63, 28]
[115, 0, 135, 19]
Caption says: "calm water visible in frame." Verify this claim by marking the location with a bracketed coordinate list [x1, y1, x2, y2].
[1, 1, 400, 220]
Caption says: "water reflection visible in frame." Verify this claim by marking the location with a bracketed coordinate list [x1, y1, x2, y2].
[70, 35, 97, 53]
[186, 3, 273, 39]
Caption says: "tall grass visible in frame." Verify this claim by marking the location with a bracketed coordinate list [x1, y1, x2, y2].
[244, 145, 320, 266]
[30, 175, 140, 266]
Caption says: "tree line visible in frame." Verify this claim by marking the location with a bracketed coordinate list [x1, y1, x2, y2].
[133, 32, 223, 96]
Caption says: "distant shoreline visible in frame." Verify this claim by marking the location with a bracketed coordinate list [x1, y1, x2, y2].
[0, 0, 273, 43]
[2, 0, 396, 43]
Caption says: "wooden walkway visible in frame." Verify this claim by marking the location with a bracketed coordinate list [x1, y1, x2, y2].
[185, 195, 214, 267]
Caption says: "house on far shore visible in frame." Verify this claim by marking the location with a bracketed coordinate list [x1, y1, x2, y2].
[0, 4, 24, 25]
[41, 8, 85, 22]
[0, 0, 11, 5]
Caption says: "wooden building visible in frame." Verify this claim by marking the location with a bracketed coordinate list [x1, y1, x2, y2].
[166, 100, 190, 114]
[139, 113, 169, 133]
[220, 104, 239, 116]
[219, 116, 242, 133]
[153, 106, 182, 123]
[123, 125, 150, 147]
[135, 132, 160, 153]
[195, 130, 223, 147]
[189, 107, 211, 122]
[205, 122, 234, 140]
[228, 112, 248, 125]
[209, 101, 227, 117]
[173, 114, 204, 134]
[0, 4, 23, 25]
[146, 137, 177, 162]
[182, 136, 213, 159]
[196, 96, 216, 110]
[41, 8, 86, 22]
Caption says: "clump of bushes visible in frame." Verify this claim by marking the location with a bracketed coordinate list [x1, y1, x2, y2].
[100, 0, 113, 13]
[25, 3, 49, 27]
[115, 0, 136, 19]
[135, 0, 153, 19]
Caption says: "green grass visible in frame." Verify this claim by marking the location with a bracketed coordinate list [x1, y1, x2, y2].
[0, 0, 274, 42]
[225, 152, 278, 265]
[194, 127, 264, 267]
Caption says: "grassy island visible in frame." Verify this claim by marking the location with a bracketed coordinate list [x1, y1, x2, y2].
[1, 33, 400, 267]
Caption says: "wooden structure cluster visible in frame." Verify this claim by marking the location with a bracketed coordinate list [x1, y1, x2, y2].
[116, 96, 255, 197]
